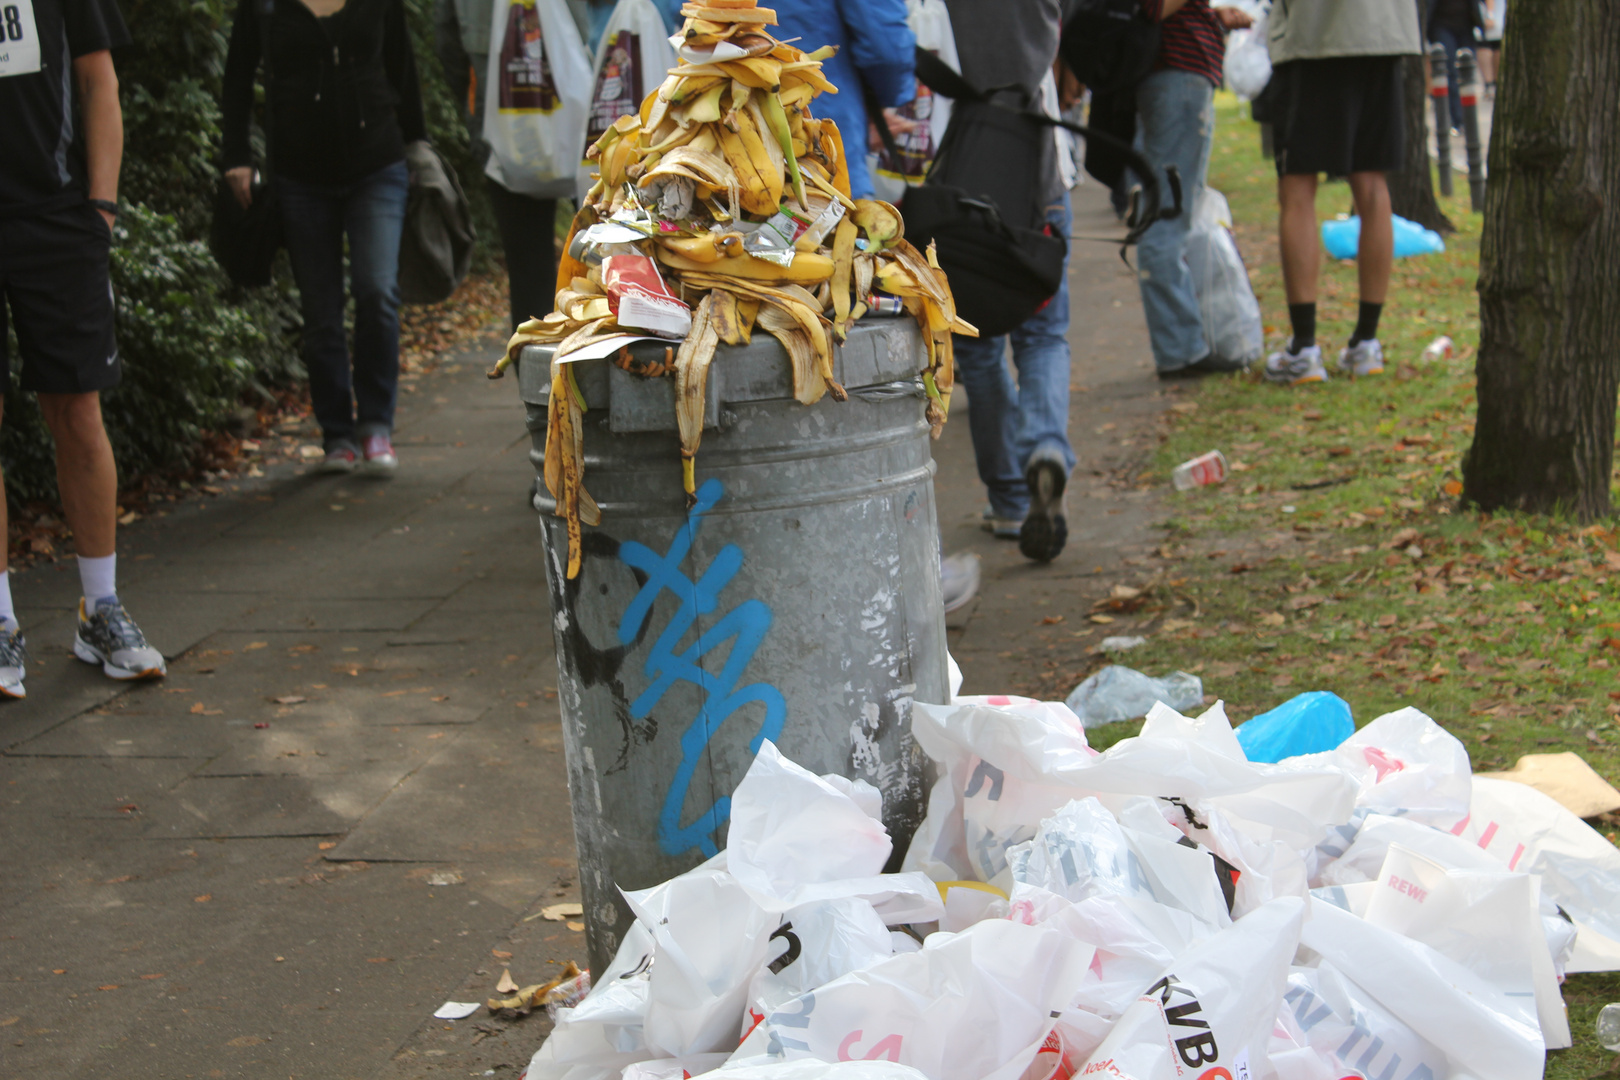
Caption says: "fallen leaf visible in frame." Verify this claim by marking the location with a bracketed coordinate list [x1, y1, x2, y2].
[194, 894, 212, 903]
[318, 841, 338, 851]
[1386, 528, 1420, 549]
[1377, 614, 1399, 628]
[188, 702, 223, 716]
[51, 969, 66, 975]
[566, 921, 586, 933]
[1259, 613, 1286, 626]
[496, 968, 519, 994]
[367, 957, 391, 964]
[492, 949, 514, 960]
[274, 695, 306, 705]
[1443, 480, 1463, 496]
[104, 875, 134, 884]
[1272, 674, 1295, 688]
[1040, 615, 1065, 625]
[431, 695, 450, 702]
[99, 984, 119, 991]
[254, 722, 270, 729]
[244, 642, 268, 651]
[540, 902, 584, 921]
[140, 973, 165, 980]
[0, 1017, 18, 1026]
[1088, 614, 1116, 625]
[226, 1035, 265, 1047]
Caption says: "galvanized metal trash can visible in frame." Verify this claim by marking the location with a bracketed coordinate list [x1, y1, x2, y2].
[516, 318, 950, 972]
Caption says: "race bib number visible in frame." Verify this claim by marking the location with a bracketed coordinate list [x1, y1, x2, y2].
[0, 0, 42, 78]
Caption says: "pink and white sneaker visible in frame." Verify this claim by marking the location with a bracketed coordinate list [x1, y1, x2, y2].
[361, 433, 397, 476]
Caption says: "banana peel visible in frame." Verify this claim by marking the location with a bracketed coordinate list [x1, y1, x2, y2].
[487, 961, 583, 1017]
[674, 293, 721, 500]
[829, 216, 856, 338]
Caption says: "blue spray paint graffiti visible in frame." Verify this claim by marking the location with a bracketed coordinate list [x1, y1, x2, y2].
[616, 478, 787, 857]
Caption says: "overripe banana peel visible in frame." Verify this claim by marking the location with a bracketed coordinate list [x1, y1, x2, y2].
[674, 293, 721, 500]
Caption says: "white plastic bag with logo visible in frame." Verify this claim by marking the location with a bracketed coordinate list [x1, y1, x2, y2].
[757, 918, 1094, 1080]
[701, 1060, 934, 1080]
[1279, 963, 1452, 1080]
[483, 0, 592, 197]
[870, 0, 960, 203]
[1360, 843, 1569, 1049]
[742, 898, 897, 1040]
[577, 0, 676, 201]
[1077, 897, 1303, 1080]
[524, 921, 657, 1080]
[1298, 897, 1545, 1080]
[1453, 776, 1620, 972]
[1185, 187, 1263, 366]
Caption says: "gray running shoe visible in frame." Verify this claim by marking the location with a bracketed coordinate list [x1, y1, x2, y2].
[1019, 452, 1070, 563]
[73, 598, 166, 680]
[0, 625, 27, 699]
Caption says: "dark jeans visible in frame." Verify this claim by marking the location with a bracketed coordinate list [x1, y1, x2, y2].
[278, 160, 409, 450]
[1432, 23, 1469, 129]
[487, 178, 558, 331]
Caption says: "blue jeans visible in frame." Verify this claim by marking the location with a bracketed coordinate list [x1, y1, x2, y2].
[1134, 69, 1214, 373]
[278, 160, 409, 449]
[1432, 24, 1468, 129]
[951, 192, 1075, 521]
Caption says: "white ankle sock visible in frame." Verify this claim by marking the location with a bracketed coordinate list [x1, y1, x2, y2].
[78, 554, 117, 607]
[0, 570, 15, 631]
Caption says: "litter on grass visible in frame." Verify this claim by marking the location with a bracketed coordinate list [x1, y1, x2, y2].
[521, 672, 1620, 1080]
[1063, 665, 1203, 727]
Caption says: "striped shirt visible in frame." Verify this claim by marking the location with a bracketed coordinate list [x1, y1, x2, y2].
[1140, 0, 1226, 87]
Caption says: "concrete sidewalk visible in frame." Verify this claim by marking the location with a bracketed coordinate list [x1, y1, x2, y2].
[0, 177, 1175, 1078]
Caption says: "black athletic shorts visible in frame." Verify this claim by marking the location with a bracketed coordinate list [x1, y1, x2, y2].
[0, 202, 122, 394]
[1271, 55, 1406, 178]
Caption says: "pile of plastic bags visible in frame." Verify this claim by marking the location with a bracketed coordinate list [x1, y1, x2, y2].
[523, 676, 1620, 1080]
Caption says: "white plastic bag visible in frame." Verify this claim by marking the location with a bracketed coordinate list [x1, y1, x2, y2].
[1222, 9, 1271, 101]
[869, 0, 959, 203]
[701, 1060, 933, 1080]
[1298, 897, 1545, 1080]
[1077, 897, 1304, 1080]
[726, 741, 943, 924]
[524, 921, 657, 1080]
[742, 897, 897, 1032]
[1453, 776, 1620, 973]
[577, 0, 676, 201]
[758, 918, 1094, 1080]
[1280, 963, 1452, 1080]
[1361, 843, 1569, 1049]
[1005, 797, 1232, 930]
[483, 0, 592, 197]
[1185, 188, 1263, 365]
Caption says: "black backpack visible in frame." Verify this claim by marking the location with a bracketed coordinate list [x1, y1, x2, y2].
[1059, 0, 1162, 96]
[878, 49, 1180, 339]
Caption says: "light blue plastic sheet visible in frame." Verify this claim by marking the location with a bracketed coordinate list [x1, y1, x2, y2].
[1234, 691, 1354, 763]
[1321, 215, 1445, 260]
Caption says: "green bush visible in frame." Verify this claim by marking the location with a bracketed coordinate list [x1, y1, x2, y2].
[2, 0, 488, 510]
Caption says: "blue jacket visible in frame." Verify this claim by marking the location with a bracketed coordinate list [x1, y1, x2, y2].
[653, 0, 915, 197]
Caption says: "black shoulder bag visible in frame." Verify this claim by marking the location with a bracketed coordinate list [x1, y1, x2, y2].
[210, 0, 284, 289]
[873, 49, 1181, 340]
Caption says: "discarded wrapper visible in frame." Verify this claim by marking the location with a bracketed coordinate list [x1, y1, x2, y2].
[1171, 449, 1228, 491]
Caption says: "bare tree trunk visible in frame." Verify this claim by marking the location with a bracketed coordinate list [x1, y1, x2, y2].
[1462, 0, 1620, 520]
[1387, 13, 1455, 234]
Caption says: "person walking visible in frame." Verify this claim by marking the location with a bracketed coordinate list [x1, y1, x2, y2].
[0, 0, 169, 697]
[942, 0, 1075, 564]
[1425, 0, 1482, 132]
[1261, 0, 1422, 386]
[1133, 0, 1253, 380]
[221, 0, 426, 475]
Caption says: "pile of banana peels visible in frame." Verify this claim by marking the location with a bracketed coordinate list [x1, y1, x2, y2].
[495, 0, 975, 578]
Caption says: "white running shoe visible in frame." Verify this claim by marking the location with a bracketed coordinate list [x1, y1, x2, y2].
[0, 625, 27, 699]
[74, 598, 166, 680]
[1262, 344, 1328, 385]
[941, 552, 981, 614]
[1338, 338, 1385, 377]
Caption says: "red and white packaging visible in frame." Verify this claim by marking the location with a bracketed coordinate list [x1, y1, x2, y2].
[1171, 450, 1228, 491]
[601, 255, 692, 339]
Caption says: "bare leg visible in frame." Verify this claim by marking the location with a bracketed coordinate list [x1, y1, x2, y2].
[0, 398, 9, 576]
[1278, 173, 1321, 305]
[1348, 171, 1393, 306]
[37, 393, 117, 560]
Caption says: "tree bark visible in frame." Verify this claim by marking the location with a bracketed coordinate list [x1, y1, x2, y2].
[1387, 17, 1455, 234]
[1462, 0, 1620, 520]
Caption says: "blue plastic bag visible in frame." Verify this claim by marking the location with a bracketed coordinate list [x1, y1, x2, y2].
[1234, 691, 1354, 763]
[1320, 215, 1445, 260]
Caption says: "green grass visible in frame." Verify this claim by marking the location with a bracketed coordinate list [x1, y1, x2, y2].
[1126, 93, 1620, 1078]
